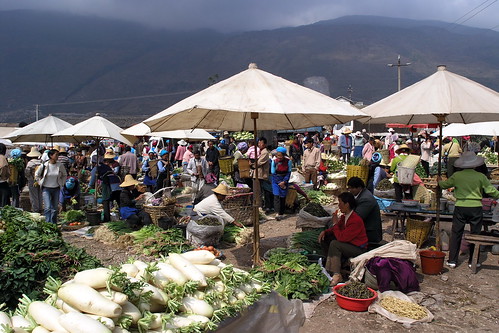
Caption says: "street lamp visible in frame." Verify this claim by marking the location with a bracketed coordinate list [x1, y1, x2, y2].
[388, 55, 411, 91]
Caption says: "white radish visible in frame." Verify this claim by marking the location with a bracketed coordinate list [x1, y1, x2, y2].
[169, 253, 207, 287]
[0, 311, 12, 328]
[120, 264, 139, 278]
[58, 312, 111, 333]
[112, 328, 130, 333]
[27, 301, 68, 332]
[120, 302, 141, 325]
[212, 280, 225, 293]
[180, 297, 214, 318]
[185, 314, 210, 325]
[128, 278, 167, 305]
[151, 270, 170, 288]
[86, 315, 115, 330]
[11, 315, 31, 329]
[238, 284, 253, 294]
[97, 289, 128, 305]
[58, 283, 122, 318]
[234, 288, 246, 300]
[156, 263, 187, 286]
[132, 260, 148, 271]
[194, 264, 221, 278]
[192, 290, 205, 300]
[250, 281, 263, 292]
[181, 250, 215, 264]
[31, 327, 50, 333]
[170, 315, 194, 328]
[73, 268, 113, 289]
[55, 298, 80, 313]
[209, 258, 221, 266]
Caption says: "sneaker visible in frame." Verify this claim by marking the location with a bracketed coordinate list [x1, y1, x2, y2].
[468, 263, 481, 268]
[446, 261, 456, 268]
[275, 215, 284, 221]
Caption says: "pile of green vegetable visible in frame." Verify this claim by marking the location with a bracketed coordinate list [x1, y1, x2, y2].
[252, 248, 329, 300]
[375, 178, 394, 191]
[303, 202, 330, 217]
[63, 209, 86, 223]
[197, 217, 222, 226]
[479, 147, 498, 165]
[415, 163, 427, 179]
[290, 229, 325, 254]
[337, 281, 373, 299]
[0, 206, 101, 310]
[306, 190, 332, 205]
[233, 131, 254, 140]
[131, 225, 192, 256]
[326, 159, 345, 173]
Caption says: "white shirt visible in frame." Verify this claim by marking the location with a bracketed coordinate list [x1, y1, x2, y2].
[193, 194, 234, 224]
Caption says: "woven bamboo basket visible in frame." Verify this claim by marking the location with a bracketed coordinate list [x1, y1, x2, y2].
[143, 204, 176, 226]
[222, 192, 253, 225]
[328, 176, 347, 190]
[219, 156, 234, 174]
[238, 159, 251, 178]
[61, 222, 89, 231]
[346, 165, 369, 184]
[228, 187, 252, 195]
[405, 217, 433, 248]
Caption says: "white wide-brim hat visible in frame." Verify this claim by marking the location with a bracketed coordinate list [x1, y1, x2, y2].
[454, 151, 485, 169]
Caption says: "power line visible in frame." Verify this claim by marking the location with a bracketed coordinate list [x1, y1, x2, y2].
[449, 0, 497, 28]
[458, 0, 497, 26]
[39, 89, 199, 107]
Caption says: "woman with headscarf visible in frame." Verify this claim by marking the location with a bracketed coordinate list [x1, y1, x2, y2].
[59, 176, 80, 212]
[155, 149, 172, 191]
[271, 146, 292, 221]
[142, 151, 158, 192]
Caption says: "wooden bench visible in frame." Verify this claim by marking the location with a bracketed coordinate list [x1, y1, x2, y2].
[464, 234, 499, 273]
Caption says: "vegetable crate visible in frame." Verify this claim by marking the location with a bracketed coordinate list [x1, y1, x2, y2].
[346, 165, 368, 184]
[143, 204, 176, 226]
[219, 156, 234, 174]
[405, 217, 434, 248]
[222, 192, 253, 225]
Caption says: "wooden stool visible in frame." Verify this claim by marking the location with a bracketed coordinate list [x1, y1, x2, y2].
[464, 234, 499, 273]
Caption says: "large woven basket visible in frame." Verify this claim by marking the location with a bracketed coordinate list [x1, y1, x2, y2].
[238, 159, 251, 178]
[219, 156, 234, 174]
[405, 217, 433, 248]
[222, 192, 253, 225]
[143, 204, 176, 226]
[228, 186, 252, 195]
[346, 165, 368, 184]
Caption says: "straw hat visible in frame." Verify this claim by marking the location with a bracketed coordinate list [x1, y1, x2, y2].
[380, 160, 390, 167]
[342, 127, 352, 134]
[53, 145, 60, 151]
[395, 144, 411, 154]
[27, 147, 41, 158]
[454, 151, 485, 169]
[212, 183, 229, 196]
[321, 153, 328, 160]
[354, 131, 362, 137]
[120, 174, 139, 187]
[104, 152, 116, 159]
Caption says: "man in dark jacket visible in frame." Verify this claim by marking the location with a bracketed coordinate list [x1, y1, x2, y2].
[347, 177, 383, 244]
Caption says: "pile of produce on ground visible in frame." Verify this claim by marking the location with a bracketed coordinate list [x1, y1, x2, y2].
[305, 190, 333, 206]
[336, 281, 373, 299]
[375, 178, 394, 191]
[290, 229, 324, 254]
[0, 250, 271, 332]
[303, 202, 330, 217]
[380, 296, 429, 320]
[0, 206, 101, 310]
[251, 248, 329, 300]
[222, 225, 253, 246]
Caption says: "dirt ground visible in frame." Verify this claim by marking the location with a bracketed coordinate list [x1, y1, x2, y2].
[63, 204, 499, 333]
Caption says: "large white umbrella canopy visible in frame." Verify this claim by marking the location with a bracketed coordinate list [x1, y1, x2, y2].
[122, 123, 215, 140]
[52, 114, 133, 146]
[363, 65, 499, 125]
[144, 63, 368, 132]
[3, 115, 72, 143]
[431, 122, 499, 137]
[430, 123, 468, 138]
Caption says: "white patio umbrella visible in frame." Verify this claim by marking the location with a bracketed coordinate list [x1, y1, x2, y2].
[364, 65, 499, 250]
[143, 63, 368, 264]
[431, 122, 499, 137]
[430, 123, 468, 138]
[3, 115, 72, 144]
[122, 123, 215, 141]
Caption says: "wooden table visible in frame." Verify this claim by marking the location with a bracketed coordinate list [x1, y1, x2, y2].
[464, 234, 499, 273]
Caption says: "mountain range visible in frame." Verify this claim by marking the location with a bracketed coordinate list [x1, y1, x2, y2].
[1, 10, 498, 127]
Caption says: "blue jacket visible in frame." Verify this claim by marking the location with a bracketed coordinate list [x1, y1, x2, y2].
[339, 134, 353, 154]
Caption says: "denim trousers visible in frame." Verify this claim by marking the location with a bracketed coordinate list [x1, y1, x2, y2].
[42, 187, 60, 223]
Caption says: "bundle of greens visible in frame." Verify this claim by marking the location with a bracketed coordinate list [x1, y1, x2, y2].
[63, 209, 85, 223]
[337, 281, 373, 299]
[375, 178, 394, 191]
[305, 190, 332, 206]
[222, 224, 244, 243]
[131, 225, 192, 256]
[252, 248, 329, 300]
[303, 202, 330, 217]
[290, 229, 325, 254]
[106, 220, 134, 234]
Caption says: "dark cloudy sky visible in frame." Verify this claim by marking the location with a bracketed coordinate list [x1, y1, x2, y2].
[0, 0, 497, 32]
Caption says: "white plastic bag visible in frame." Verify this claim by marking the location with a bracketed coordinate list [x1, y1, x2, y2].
[186, 214, 224, 246]
[368, 290, 434, 327]
[296, 207, 333, 229]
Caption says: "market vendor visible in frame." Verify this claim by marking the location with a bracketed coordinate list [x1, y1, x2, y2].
[59, 176, 80, 212]
[318, 191, 368, 286]
[271, 147, 292, 221]
[119, 174, 152, 230]
[142, 151, 158, 192]
[367, 152, 391, 192]
[193, 183, 236, 225]
[439, 151, 499, 269]
[390, 143, 411, 202]
[232, 142, 248, 184]
[346, 177, 382, 244]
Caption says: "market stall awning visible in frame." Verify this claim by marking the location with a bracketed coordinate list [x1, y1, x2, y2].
[121, 123, 215, 141]
[3, 115, 72, 143]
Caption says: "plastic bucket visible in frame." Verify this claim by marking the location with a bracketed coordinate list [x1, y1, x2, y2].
[86, 211, 101, 226]
[397, 166, 415, 185]
[419, 250, 445, 275]
[333, 284, 377, 312]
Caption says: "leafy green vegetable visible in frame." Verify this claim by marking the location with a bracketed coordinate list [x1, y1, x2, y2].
[303, 202, 330, 217]
[222, 224, 244, 243]
[63, 209, 85, 223]
[337, 281, 373, 299]
[131, 225, 192, 256]
[305, 190, 332, 205]
[106, 220, 134, 234]
[290, 229, 325, 254]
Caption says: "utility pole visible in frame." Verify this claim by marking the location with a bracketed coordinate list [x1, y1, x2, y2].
[347, 85, 353, 101]
[387, 55, 411, 91]
[35, 104, 39, 121]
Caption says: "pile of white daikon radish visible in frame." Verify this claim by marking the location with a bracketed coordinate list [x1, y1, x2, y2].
[0, 250, 269, 333]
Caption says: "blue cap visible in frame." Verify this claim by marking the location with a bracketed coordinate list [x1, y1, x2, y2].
[276, 146, 287, 154]
[371, 152, 382, 163]
[65, 177, 76, 190]
[159, 149, 169, 156]
[10, 148, 22, 159]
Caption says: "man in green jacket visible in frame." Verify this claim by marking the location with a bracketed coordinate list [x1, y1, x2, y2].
[439, 151, 499, 268]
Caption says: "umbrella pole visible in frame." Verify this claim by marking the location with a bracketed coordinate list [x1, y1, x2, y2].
[435, 115, 445, 251]
[251, 112, 261, 266]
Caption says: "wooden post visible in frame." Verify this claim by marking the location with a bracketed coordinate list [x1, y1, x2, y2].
[435, 114, 446, 251]
[251, 112, 261, 265]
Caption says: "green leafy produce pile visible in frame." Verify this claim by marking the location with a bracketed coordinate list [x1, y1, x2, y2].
[222, 224, 245, 243]
[131, 225, 192, 256]
[430, 161, 446, 176]
[233, 131, 254, 140]
[0, 206, 101, 309]
[290, 229, 324, 254]
[375, 178, 394, 191]
[306, 190, 332, 206]
[479, 147, 498, 165]
[197, 216, 222, 226]
[106, 220, 134, 234]
[63, 209, 85, 223]
[326, 159, 345, 173]
[336, 281, 374, 299]
[303, 202, 330, 217]
[251, 248, 329, 300]
[415, 163, 427, 179]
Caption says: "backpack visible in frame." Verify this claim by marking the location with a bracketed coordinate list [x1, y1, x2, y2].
[148, 160, 159, 179]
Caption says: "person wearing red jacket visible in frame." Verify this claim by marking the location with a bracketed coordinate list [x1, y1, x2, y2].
[318, 191, 368, 286]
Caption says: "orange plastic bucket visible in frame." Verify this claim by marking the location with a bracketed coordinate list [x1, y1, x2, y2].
[419, 250, 445, 275]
